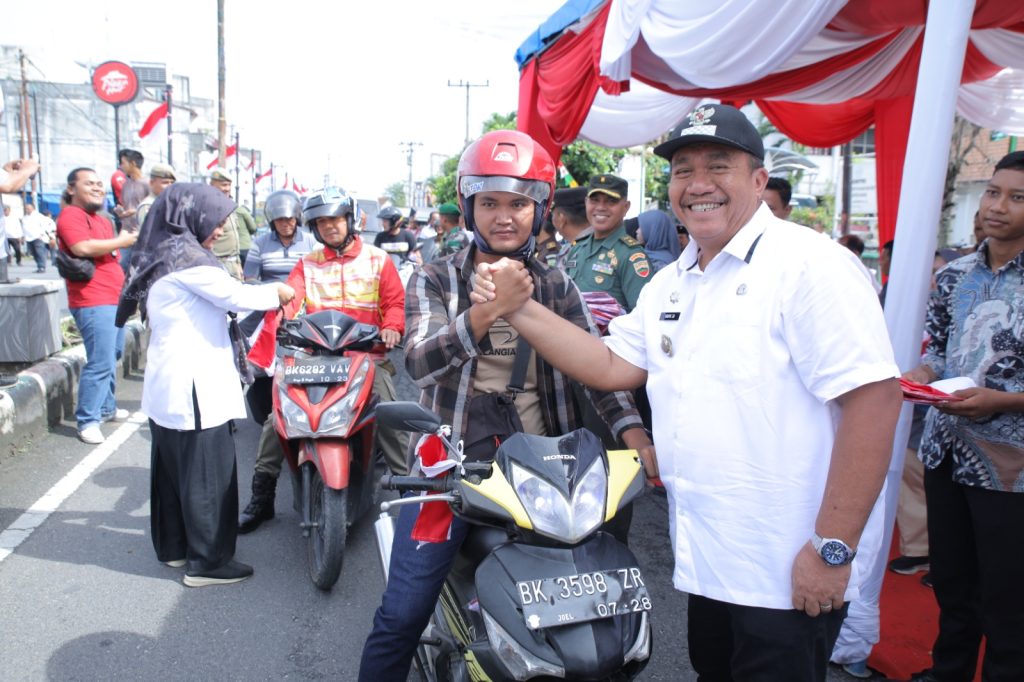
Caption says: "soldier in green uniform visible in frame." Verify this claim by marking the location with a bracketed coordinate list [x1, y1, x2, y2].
[433, 202, 470, 259]
[209, 168, 255, 280]
[564, 174, 651, 312]
[549, 186, 591, 269]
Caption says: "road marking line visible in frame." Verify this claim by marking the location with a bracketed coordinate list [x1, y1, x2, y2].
[0, 411, 147, 564]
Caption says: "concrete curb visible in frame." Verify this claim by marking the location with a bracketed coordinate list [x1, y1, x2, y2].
[0, 319, 148, 454]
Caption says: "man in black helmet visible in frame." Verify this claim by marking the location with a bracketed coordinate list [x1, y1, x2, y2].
[237, 191, 321, 533]
[374, 206, 420, 268]
[247, 188, 409, 528]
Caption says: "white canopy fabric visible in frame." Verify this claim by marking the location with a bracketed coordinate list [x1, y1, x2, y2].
[579, 1, 1024, 144]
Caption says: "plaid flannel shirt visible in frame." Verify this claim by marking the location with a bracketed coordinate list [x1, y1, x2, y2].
[404, 245, 643, 449]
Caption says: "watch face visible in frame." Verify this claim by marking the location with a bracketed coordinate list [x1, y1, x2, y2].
[821, 540, 850, 566]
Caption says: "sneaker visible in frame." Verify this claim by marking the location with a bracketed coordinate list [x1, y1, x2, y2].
[164, 559, 186, 568]
[888, 555, 929, 575]
[78, 425, 105, 445]
[921, 572, 933, 588]
[841, 660, 873, 679]
[183, 560, 253, 587]
[0, 373, 18, 388]
[101, 408, 131, 423]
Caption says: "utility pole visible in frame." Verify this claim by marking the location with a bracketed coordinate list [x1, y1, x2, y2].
[217, 0, 227, 168]
[400, 141, 422, 206]
[31, 91, 43, 196]
[234, 130, 241, 203]
[447, 79, 489, 146]
[251, 149, 258, 211]
[165, 84, 174, 167]
[18, 50, 36, 198]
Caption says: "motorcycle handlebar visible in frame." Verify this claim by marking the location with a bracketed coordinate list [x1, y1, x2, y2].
[380, 474, 452, 493]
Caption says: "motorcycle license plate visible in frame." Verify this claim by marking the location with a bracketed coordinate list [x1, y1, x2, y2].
[516, 567, 652, 630]
[283, 358, 349, 384]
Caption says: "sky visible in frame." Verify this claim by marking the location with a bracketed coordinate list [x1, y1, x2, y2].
[0, 0, 562, 198]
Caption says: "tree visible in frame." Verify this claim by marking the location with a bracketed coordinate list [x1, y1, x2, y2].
[429, 156, 461, 205]
[939, 115, 983, 246]
[481, 111, 517, 133]
[384, 181, 406, 207]
[561, 140, 625, 186]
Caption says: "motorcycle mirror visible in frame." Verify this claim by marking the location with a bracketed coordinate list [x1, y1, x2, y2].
[375, 401, 441, 433]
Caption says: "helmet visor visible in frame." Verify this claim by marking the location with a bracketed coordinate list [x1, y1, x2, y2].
[459, 175, 550, 204]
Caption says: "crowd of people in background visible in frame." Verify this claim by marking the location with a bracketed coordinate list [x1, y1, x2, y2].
[0, 113, 1020, 681]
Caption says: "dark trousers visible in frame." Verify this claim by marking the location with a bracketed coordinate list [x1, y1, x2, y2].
[687, 594, 847, 682]
[27, 239, 47, 270]
[6, 238, 21, 265]
[149, 418, 239, 573]
[924, 456, 1024, 681]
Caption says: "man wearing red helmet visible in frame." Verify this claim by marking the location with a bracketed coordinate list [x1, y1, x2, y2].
[357, 130, 655, 681]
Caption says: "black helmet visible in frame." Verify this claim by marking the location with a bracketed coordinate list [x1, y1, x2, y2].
[263, 190, 303, 232]
[377, 206, 404, 229]
[303, 187, 355, 246]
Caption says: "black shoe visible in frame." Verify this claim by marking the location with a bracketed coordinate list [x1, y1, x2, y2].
[888, 555, 929, 575]
[183, 560, 253, 587]
[920, 572, 933, 588]
[238, 471, 277, 534]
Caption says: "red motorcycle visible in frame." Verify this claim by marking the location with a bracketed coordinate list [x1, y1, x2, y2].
[272, 309, 383, 590]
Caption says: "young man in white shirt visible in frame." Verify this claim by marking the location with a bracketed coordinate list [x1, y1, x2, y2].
[472, 105, 902, 681]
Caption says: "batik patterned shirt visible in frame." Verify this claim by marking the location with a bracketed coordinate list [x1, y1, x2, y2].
[920, 244, 1024, 492]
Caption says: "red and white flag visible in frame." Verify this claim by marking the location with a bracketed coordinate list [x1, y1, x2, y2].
[409, 434, 456, 543]
[137, 101, 168, 138]
[206, 144, 238, 170]
[255, 168, 272, 184]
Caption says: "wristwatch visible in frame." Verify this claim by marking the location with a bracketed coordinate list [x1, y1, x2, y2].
[811, 533, 857, 566]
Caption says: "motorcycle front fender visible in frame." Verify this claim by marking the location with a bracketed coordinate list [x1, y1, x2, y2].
[298, 438, 352, 490]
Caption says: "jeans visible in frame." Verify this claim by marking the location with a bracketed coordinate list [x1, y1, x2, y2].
[71, 305, 126, 430]
[27, 239, 47, 271]
[358, 498, 470, 682]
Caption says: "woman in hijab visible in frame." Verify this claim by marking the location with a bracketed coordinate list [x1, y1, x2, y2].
[117, 183, 294, 587]
[636, 209, 681, 272]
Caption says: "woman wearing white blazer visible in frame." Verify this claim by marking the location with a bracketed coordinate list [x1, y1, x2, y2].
[117, 183, 294, 587]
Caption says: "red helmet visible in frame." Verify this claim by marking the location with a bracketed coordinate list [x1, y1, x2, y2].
[457, 130, 555, 243]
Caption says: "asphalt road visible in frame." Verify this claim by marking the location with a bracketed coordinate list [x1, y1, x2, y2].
[0, 353, 863, 681]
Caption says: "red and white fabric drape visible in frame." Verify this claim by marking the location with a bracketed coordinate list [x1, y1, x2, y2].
[518, 0, 1024, 244]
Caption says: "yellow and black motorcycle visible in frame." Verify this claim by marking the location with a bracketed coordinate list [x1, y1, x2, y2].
[374, 401, 652, 682]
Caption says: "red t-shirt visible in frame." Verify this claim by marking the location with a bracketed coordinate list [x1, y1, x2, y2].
[56, 205, 125, 308]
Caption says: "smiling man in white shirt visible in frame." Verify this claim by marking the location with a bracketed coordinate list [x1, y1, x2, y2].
[471, 105, 902, 681]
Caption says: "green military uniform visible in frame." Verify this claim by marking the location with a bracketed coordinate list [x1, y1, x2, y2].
[535, 235, 562, 268]
[235, 205, 258, 253]
[211, 209, 245, 280]
[565, 224, 651, 311]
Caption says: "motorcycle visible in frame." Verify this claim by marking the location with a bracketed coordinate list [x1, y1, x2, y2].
[272, 309, 383, 590]
[374, 401, 653, 681]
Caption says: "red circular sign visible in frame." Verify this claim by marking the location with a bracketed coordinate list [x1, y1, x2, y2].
[91, 61, 139, 105]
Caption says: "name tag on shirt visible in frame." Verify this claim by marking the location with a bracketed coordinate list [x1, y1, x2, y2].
[660, 312, 680, 321]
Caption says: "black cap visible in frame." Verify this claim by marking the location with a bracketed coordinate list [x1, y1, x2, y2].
[586, 174, 628, 200]
[653, 104, 764, 162]
[553, 186, 588, 210]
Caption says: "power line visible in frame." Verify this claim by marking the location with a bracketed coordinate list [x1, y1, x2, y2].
[447, 79, 489, 146]
[21, 55, 114, 140]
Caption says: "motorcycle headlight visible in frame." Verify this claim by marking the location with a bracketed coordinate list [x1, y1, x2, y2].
[481, 608, 564, 680]
[279, 389, 315, 438]
[316, 361, 368, 436]
[511, 459, 607, 544]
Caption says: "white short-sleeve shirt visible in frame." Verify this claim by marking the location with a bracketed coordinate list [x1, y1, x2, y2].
[605, 204, 898, 609]
[142, 266, 280, 430]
